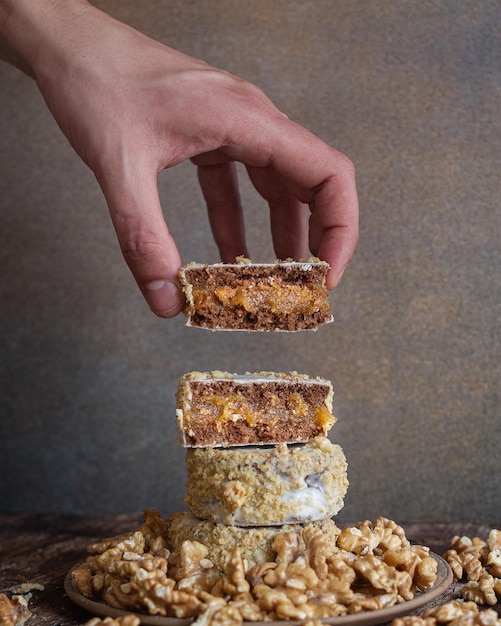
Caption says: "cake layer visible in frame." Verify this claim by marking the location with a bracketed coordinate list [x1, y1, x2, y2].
[178, 258, 333, 331]
[184, 437, 348, 526]
[168, 511, 341, 570]
[176, 370, 335, 448]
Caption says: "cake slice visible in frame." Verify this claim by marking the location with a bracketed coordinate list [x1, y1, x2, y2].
[178, 258, 333, 331]
[176, 370, 335, 448]
[168, 511, 341, 571]
[184, 437, 349, 526]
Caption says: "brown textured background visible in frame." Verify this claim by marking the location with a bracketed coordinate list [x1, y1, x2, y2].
[1, 1, 500, 522]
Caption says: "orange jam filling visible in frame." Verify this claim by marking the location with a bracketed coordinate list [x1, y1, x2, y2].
[215, 282, 328, 315]
[191, 279, 329, 316]
[192, 392, 333, 432]
[315, 403, 335, 430]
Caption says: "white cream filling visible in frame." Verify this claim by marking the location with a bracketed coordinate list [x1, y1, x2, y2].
[205, 471, 333, 525]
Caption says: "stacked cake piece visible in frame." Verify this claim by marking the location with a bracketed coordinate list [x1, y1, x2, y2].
[171, 370, 348, 566]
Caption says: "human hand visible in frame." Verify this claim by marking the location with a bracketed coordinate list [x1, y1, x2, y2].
[0, 0, 358, 317]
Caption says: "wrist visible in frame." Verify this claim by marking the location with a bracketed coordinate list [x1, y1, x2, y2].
[0, 0, 92, 78]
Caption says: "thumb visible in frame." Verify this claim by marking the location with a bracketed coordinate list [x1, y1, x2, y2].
[97, 165, 184, 318]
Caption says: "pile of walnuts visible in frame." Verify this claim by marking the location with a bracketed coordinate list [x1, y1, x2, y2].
[392, 530, 501, 626]
[74, 510, 438, 626]
[445, 530, 501, 606]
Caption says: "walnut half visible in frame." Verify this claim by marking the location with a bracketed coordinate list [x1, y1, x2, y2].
[0, 593, 31, 626]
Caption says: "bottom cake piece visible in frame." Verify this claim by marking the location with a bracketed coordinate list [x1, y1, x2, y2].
[184, 436, 348, 526]
[167, 510, 342, 570]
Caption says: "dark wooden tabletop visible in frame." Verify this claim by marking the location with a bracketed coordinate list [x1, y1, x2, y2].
[0, 514, 498, 626]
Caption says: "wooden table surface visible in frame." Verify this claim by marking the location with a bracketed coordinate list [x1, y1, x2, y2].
[0, 514, 499, 626]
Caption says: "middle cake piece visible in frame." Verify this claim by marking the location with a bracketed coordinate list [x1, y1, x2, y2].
[185, 436, 348, 526]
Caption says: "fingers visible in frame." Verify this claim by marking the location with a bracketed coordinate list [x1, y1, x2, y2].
[196, 161, 248, 261]
[267, 135, 358, 290]
[308, 167, 359, 288]
[195, 154, 308, 262]
[96, 162, 184, 318]
[246, 164, 308, 261]
[223, 116, 359, 288]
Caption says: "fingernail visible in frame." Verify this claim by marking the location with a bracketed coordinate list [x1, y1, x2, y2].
[144, 280, 182, 316]
[329, 267, 346, 289]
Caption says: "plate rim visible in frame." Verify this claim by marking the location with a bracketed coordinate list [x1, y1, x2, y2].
[65, 552, 453, 626]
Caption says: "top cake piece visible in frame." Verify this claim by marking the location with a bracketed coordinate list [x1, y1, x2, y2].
[178, 258, 333, 331]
